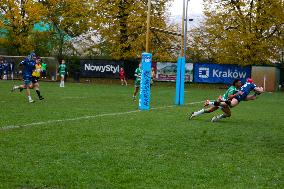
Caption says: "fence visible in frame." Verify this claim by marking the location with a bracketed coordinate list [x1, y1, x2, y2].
[0, 55, 58, 80]
[3, 55, 280, 91]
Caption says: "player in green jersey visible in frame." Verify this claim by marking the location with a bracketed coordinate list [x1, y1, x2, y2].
[58, 59, 67, 87]
[189, 79, 242, 120]
[209, 78, 263, 122]
[132, 63, 141, 101]
[41, 60, 47, 79]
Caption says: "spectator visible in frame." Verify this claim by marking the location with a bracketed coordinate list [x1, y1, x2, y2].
[0, 57, 3, 79]
[151, 67, 156, 85]
[9, 61, 15, 80]
[2, 59, 8, 80]
[119, 67, 128, 86]
[41, 59, 48, 79]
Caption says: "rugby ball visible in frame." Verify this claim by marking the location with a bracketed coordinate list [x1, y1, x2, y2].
[255, 87, 264, 94]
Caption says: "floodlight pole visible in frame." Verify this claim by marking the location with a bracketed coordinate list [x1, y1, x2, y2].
[184, 0, 189, 55]
[180, 0, 186, 57]
[146, 0, 151, 52]
[176, 0, 193, 105]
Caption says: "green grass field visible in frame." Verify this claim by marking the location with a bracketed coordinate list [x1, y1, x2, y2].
[0, 80, 283, 188]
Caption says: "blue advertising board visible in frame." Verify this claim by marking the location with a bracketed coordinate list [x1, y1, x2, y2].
[139, 53, 152, 110]
[194, 63, 251, 84]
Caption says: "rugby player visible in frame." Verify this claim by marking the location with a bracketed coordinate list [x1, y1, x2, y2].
[58, 59, 67, 87]
[12, 53, 36, 103]
[210, 78, 263, 122]
[12, 56, 44, 100]
[132, 63, 141, 101]
[189, 79, 242, 120]
[31, 57, 44, 100]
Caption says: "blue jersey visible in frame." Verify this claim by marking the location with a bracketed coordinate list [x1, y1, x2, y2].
[20, 58, 35, 79]
[3, 62, 9, 73]
[235, 82, 256, 102]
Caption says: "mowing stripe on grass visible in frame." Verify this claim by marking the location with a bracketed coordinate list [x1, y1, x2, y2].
[151, 101, 204, 110]
[1, 101, 204, 131]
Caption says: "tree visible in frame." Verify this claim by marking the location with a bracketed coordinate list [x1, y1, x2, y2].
[191, 0, 284, 65]
[0, 0, 178, 61]
[39, 0, 91, 59]
[90, 0, 176, 61]
[0, 0, 92, 57]
[0, 0, 45, 55]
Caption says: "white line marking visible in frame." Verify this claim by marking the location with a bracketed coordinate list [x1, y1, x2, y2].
[62, 97, 87, 99]
[1, 101, 204, 131]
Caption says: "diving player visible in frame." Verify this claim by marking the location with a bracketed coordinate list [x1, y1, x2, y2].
[189, 79, 242, 120]
[210, 78, 264, 122]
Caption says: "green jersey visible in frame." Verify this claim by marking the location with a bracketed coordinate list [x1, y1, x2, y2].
[134, 67, 141, 86]
[58, 64, 67, 75]
[221, 86, 238, 100]
[41, 62, 47, 71]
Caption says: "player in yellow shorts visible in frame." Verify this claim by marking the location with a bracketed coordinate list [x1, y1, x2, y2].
[13, 56, 45, 100]
[31, 57, 44, 100]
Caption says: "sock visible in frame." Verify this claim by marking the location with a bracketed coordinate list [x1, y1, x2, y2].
[62, 81, 64, 87]
[14, 86, 20, 89]
[193, 109, 205, 116]
[28, 96, 32, 101]
[225, 100, 231, 106]
[214, 101, 220, 106]
[36, 90, 41, 98]
[204, 109, 211, 113]
[216, 114, 225, 120]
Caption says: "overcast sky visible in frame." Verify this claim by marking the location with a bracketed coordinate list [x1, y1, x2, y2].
[168, 0, 204, 16]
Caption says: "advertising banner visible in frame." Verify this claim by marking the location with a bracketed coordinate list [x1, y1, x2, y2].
[80, 59, 123, 78]
[194, 63, 251, 84]
[156, 62, 193, 82]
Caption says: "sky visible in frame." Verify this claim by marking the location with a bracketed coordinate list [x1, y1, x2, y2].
[168, 0, 204, 16]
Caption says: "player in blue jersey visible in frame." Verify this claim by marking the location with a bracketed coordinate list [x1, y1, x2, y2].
[189, 79, 242, 120]
[2, 59, 9, 80]
[12, 53, 36, 103]
[210, 78, 264, 122]
[0, 57, 4, 79]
